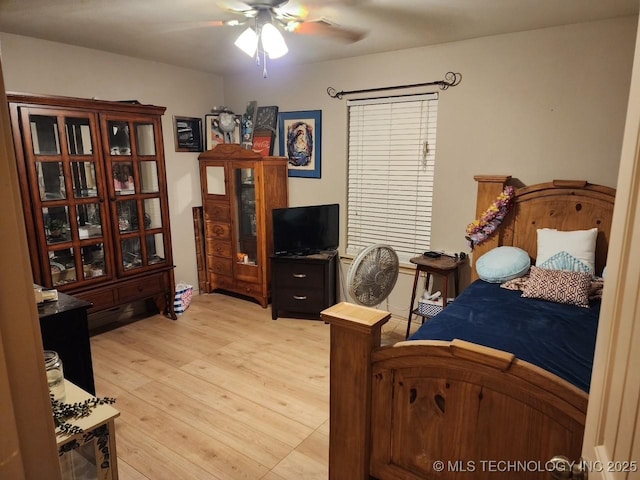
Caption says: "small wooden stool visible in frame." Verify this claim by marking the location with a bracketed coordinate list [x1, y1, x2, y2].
[406, 255, 464, 339]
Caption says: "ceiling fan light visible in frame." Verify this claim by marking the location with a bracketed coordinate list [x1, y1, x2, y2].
[235, 27, 258, 57]
[261, 22, 288, 59]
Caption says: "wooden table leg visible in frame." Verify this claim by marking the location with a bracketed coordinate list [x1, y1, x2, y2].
[442, 273, 449, 308]
[454, 269, 460, 297]
[406, 267, 421, 339]
[94, 420, 118, 480]
[420, 272, 432, 326]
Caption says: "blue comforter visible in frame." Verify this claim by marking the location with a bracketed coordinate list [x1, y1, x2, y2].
[409, 280, 600, 392]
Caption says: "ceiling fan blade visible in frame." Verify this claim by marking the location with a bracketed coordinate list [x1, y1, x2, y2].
[216, 0, 253, 12]
[273, 0, 309, 21]
[155, 19, 244, 34]
[291, 18, 366, 43]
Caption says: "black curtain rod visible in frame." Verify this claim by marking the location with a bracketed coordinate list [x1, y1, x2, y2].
[327, 72, 461, 99]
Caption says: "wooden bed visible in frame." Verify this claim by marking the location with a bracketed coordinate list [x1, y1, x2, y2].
[322, 175, 616, 480]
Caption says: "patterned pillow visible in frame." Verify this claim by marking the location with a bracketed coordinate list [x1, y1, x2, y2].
[521, 266, 592, 307]
[538, 251, 592, 273]
[502, 273, 604, 301]
[500, 275, 529, 291]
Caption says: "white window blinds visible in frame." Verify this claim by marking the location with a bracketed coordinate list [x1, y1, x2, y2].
[347, 93, 438, 264]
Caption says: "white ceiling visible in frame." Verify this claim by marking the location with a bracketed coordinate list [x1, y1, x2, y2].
[0, 0, 638, 76]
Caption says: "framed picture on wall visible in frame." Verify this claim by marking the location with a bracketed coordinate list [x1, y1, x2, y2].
[278, 110, 322, 178]
[173, 116, 202, 152]
[204, 114, 225, 150]
[204, 113, 242, 150]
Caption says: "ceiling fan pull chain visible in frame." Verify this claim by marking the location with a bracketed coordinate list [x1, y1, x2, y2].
[263, 50, 268, 78]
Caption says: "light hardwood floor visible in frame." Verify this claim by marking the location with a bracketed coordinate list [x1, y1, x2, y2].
[90, 292, 412, 480]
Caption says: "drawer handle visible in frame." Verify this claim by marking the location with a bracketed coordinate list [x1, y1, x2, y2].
[292, 273, 307, 278]
[293, 295, 307, 300]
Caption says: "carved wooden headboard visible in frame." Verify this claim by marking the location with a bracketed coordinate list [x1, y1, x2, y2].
[471, 175, 616, 279]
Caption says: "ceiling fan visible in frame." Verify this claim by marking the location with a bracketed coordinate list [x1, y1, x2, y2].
[211, 0, 365, 77]
[215, 0, 366, 45]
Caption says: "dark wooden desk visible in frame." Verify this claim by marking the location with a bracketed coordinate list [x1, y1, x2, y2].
[38, 290, 95, 394]
[406, 255, 464, 339]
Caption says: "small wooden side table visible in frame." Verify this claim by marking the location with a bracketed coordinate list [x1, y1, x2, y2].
[57, 380, 120, 479]
[406, 255, 464, 339]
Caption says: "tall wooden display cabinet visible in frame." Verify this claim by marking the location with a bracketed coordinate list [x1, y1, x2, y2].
[199, 144, 288, 307]
[8, 93, 176, 318]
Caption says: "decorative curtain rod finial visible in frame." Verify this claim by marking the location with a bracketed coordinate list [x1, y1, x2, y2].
[441, 71, 462, 89]
[326, 87, 342, 99]
[327, 71, 462, 99]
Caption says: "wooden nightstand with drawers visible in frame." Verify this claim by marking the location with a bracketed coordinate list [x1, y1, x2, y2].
[271, 251, 338, 320]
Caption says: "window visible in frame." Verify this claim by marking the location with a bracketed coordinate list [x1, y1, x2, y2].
[347, 93, 438, 264]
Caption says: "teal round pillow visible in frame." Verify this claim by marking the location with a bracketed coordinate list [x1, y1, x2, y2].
[476, 246, 531, 283]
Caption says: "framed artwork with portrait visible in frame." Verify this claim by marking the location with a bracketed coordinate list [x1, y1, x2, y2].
[278, 110, 322, 178]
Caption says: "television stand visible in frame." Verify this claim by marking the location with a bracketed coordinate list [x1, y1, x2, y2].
[270, 250, 338, 320]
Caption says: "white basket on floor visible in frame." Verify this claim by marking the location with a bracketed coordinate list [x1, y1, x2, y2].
[417, 297, 454, 317]
[174, 282, 193, 315]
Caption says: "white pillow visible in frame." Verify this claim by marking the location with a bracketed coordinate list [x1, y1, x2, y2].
[536, 228, 597, 273]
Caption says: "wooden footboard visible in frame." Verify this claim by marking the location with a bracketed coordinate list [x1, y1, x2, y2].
[322, 302, 588, 480]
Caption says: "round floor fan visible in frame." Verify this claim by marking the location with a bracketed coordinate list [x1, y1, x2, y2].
[347, 244, 400, 307]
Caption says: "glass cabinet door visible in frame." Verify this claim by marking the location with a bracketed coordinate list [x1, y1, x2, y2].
[234, 166, 258, 266]
[23, 108, 111, 287]
[106, 116, 168, 274]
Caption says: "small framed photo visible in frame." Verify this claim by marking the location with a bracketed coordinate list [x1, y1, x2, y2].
[278, 110, 322, 178]
[205, 113, 242, 150]
[173, 116, 202, 152]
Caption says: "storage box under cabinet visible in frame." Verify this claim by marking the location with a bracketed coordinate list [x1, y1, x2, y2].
[271, 251, 338, 319]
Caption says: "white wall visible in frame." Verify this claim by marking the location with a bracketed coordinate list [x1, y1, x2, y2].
[1, 16, 637, 320]
[223, 17, 637, 318]
[0, 32, 224, 295]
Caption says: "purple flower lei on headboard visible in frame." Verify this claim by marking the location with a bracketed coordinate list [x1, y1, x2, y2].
[465, 185, 516, 249]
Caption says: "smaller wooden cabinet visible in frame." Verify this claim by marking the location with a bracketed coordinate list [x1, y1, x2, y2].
[271, 251, 338, 319]
[199, 144, 288, 307]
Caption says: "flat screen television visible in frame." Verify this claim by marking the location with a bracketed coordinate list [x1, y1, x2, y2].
[272, 203, 339, 256]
